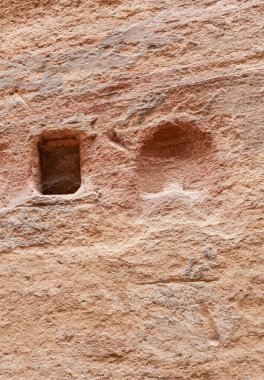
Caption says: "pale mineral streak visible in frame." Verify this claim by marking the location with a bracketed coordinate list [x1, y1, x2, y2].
[0, 1, 264, 379]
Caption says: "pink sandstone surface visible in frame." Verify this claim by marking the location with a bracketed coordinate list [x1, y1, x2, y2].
[0, 0, 264, 379]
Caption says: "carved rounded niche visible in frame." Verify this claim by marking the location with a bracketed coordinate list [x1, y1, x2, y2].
[136, 121, 214, 194]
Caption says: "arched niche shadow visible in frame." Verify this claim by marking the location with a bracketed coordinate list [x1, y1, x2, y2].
[136, 121, 214, 194]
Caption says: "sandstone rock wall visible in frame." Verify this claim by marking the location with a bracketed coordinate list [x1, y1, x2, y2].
[0, 1, 264, 379]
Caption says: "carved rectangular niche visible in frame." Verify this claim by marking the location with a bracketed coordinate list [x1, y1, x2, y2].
[38, 132, 81, 195]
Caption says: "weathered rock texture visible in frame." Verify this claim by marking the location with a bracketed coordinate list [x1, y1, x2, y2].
[0, 1, 264, 379]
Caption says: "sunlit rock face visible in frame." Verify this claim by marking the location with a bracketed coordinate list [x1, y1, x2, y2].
[0, 1, 264, 379]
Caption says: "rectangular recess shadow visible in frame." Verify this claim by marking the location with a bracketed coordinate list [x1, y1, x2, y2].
[38, 136, 81, 195]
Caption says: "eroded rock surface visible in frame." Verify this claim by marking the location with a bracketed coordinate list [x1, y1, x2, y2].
[0, 1, 264, 379]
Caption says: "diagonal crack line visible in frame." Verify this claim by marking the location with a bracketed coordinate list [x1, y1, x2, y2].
[136, 277, 219, 285]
